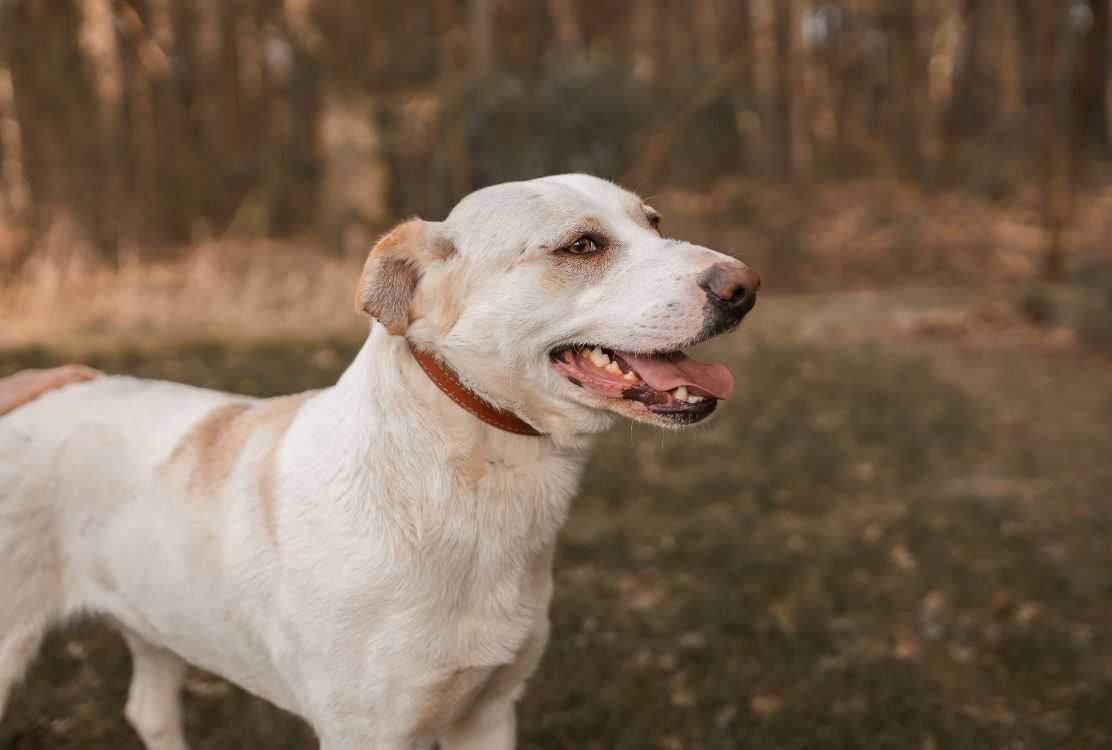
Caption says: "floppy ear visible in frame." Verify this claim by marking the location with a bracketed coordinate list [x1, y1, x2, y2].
[355, 219, 453, 335]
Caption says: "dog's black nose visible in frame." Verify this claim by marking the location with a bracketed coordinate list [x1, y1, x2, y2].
[698, 262, 760, 316]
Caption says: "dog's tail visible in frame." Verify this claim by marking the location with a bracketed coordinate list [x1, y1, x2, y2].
[0, 365, 100, 419]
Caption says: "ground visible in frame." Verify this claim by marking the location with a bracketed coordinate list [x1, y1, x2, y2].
[1, 286, 1110, 749]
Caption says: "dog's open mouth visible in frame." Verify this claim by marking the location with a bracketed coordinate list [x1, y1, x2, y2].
[550, 345, 734, 419]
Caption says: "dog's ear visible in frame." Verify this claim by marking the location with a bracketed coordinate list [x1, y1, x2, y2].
[355, 219, 453, 335]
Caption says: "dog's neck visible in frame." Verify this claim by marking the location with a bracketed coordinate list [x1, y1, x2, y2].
[285, 326, 592, 556]
[407, 341, 543, 436]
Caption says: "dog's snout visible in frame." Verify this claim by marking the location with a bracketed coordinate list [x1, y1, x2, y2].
[698, 262, 761, 312]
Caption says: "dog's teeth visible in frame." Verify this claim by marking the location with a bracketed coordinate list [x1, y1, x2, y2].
[674, 386, 688, 401]
[588, 347, 611, 367]
[605, 362, 622, 375]
[688, 394, 705, 403]
[623, 370, 639, 382]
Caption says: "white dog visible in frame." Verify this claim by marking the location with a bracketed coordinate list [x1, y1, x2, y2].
[0, 174, 759, 749]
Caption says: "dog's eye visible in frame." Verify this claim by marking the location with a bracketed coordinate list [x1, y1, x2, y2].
[563, 235, 603, 255]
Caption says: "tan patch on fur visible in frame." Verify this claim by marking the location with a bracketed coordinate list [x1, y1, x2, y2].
[0, 365, 100, 417]
[359, 256, 420, 335]
[355, 220, 456, 335]
[427, 231, 456, 262]
[542, 249, 615, 293]
[166, 402, 254, 491]
[520, 390, 565, 429]
[164, 391, 316, 543]
[255, 391, 316, 543]
[553, 217, 605, 247]
[542, 217, 618, 293]
[454, 445, 490, 492]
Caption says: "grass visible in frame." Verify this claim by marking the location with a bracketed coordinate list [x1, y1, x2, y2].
[0, 236, 366, 352]
[2, 285, 1110, 749]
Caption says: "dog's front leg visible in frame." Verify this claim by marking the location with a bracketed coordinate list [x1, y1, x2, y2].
[120, 632, 189, 750]
[438, 700, 516, 750]
[438, 614, 549, 750]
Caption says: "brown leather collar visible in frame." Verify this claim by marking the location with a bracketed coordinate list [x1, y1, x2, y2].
[408, 341, 543, 436]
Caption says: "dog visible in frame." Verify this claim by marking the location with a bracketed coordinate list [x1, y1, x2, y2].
[0, 174, 758, 749]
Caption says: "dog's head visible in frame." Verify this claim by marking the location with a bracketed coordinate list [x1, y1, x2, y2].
[356, 174, 759, 436]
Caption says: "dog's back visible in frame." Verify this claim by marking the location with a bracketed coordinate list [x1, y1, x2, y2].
[0, 369, 251, 714]
[1, 370, 241, 511]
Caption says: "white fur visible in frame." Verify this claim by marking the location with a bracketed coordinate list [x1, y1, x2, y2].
[0, 175, 753, 749]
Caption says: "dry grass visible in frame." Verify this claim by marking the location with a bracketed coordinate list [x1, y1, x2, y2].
[4, 179, 1112, 354]
[0, 229, 365, 352]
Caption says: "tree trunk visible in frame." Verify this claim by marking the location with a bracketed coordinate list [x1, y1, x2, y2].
[1036, 2, 1070, 281]
[547, 0, 581, 49]
[772, 0, 795, 181]
[1075, 0, 1110, 154]
[219, 2, 244, 153]
[0, 43, 30, 230]
[875, 1, 926, 178]
[469, 0, 496, 79]
[946, 0, 997, 138]
[632, 0, 658, 81]
[734, 0, 758, 172]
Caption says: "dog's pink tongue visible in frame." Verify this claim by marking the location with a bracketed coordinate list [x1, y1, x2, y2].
[620, 351, 735, 399]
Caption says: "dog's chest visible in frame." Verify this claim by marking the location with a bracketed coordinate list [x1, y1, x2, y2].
[291, 540, 552, 734]
[390, 571, 552, 737]
[272, 432, 578, 727]
[393, 533, 555, 666]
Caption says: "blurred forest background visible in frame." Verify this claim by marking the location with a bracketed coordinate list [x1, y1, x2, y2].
[3, 2, 1112, 749]
[0, 0, 1110, 282]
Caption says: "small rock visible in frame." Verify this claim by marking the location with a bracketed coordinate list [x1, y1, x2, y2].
[678, 631, 706, 650]
[893, 634, 920, 659]
[1015, 602, 1041, 626]
[890, 543, 917, 571]
[769, 603, 797, 638]
[948, 644, 975, 663]
[628, 586, 665, 611]
[750, 694, 782, 716]
[671, 687, 695, 708]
